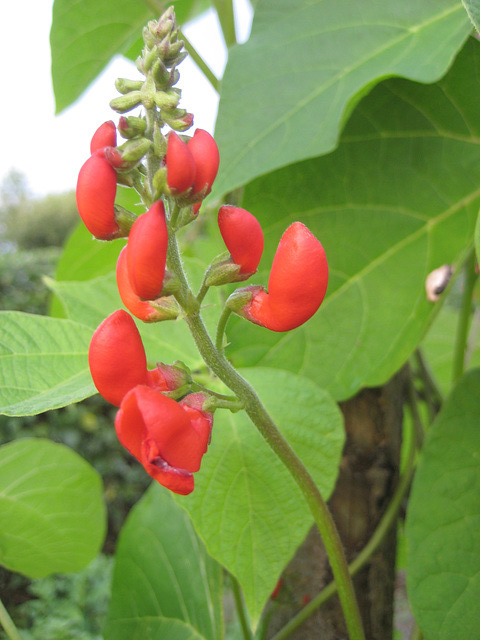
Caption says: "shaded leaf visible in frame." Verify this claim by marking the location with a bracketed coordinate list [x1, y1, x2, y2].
[406, 368, 480, 639]
[177, 367, 344, 625]
[212, 0, 471, 198]
[0, 438, 106, 578]
[104, 485, 222, 640]
[226, 37, 480, 401]
[0, 312, 94, 416]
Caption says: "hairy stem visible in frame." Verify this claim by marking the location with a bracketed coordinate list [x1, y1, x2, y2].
[452, 248, 478, 385]
[270, 413, 417, 640]
[0, 599, 23, 640]
[167, 231, 365, 640]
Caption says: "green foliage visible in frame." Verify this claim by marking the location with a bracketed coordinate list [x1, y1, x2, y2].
[226, 37, 480, 400]
[212, 0, 472, 199]
[0, 555, 113, 640]
[462, 0, 480, 32]
[104, 485, 223, 640]
[0, 438, 106, 578]
[178, 368, 344, 624]
[406, 368, 480, 639]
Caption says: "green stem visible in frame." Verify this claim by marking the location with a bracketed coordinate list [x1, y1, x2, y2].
[231, 574, 254, 640]
[452, 248, 478, 385]
[212, 0, 237, 47]
[410, 622, 423, 640]
[406, 364, 424, 448]
[413, 349, 443, 421]
[270, 414, 417, 640]
[167, 233, 365, 640]
[0, 598, 23, 640]
[216, 305, 233, 350]
[141, 0, 220, 92]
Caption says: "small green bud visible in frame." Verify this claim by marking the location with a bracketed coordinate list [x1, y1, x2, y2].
[152, 167, 167, 197]
[118, 137, 152, 164]
[153, 122, 167, 158]
[149, 295, 181, 320]
[118, 115, 147, 139]
[114, 205, 138, 235]
[115, 78, 143, 94]
[162, 109, 194, 132]
[110, 91, 143, 113]
[153, 89, 180, 110]
[205, 260, 245, 287]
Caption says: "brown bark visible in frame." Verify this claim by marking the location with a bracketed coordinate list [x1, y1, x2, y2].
[265, 370, 406, 640]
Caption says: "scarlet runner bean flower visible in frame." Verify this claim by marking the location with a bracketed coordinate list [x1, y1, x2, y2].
[165, 131, 196, 194]
[90, 120, 117, 154]
[187, 129, 220, 199]
[116, 246, 179, 322]
[126, 200, 169, 300]
[218, 205, 264, 277]
[229, 222, 328, 332]
[76, 150, 119, 240]
[165, 129, 219, 201]
[89, 309, 188, 406]
[115, 388, 213, 495]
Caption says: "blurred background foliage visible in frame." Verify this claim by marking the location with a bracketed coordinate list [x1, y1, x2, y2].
[0, 170, 149, 639]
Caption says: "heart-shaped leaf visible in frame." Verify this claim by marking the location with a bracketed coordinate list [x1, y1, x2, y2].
[104, 484, 222, 640]
[176, 367, 344, 626]
[212, 0, 471, 198]
[0, 438, 106, 578]
[226, 37, 480, 401]
[406, 368, 480, 639]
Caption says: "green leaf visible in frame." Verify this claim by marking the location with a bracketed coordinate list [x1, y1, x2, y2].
[226, 37, 480, 401]
[0, 438, 106, 578]
[421, 303, 480, 396]
[212, 0, 472, 198]
[177, 367, 344, 626]
[50, 0, 200, 113]
[406, 368, 480, 639]
[0, 312, 95, 416]
[462, 0, 480, 33]
[475, 209, 480, 263]
[104, 485, 222, 640]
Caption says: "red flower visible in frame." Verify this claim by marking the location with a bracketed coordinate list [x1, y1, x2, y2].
[90, 121, 117, 154]
[126, 200, 168, 301]
[187, 129, 220, 198]
[76, 150, 119, 240]
[115, 387, 213, 495]
[165, 131, 196, 194]
[88, 309, 149, 407]
[116, 246, 177, 322]
[232, 222, 328, 332]
[218, 205, 264, 276]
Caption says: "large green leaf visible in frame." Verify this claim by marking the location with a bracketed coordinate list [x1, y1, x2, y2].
[104, 485, 223, 640]
[406, 368, 480, 639]
[0, 312, 94, 416]
[225, 36, 480, 401]
[462, 0, 480, 32]
[177, 367, 344, 626]
[0, 438, 106, 578]
[212, 0, 472, 198]
[50, 0, 201, 113]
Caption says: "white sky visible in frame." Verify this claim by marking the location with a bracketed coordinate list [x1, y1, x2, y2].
[0, 0, 252, 198]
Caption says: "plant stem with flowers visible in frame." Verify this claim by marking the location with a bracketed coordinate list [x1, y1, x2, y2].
[77, 8, 366, 639]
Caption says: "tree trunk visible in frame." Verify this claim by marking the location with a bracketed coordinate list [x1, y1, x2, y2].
[265, 370, 406, 639]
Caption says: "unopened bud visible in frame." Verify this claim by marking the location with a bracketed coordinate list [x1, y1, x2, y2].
[205, 260, 245, 287]
[154, 88, 180, 110]
[115, 78, 143, 94]
[152, 167, 167, 197]
[110, 91, 143, 113]
[114, 205, 138, 235]
[163, 109, 194, 132]
[149, 295, 181, 320]
[118, 115, 147, 139]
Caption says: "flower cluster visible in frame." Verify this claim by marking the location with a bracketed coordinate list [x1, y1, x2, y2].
[76, 8, 329, 495]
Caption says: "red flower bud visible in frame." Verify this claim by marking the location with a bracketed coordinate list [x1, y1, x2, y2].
[90, 121, 117, 154]
[126, 201, 168, 301]
[218, 205, 264, 276]
[88, 309, 148, 406]
[116, 246, 175, 322]
[115, 387, 213, 494]
[236, 222, 328, 332]
[188, 129, 220, 197]
[165, 131, 196, 194]
[76, 150, 119, 240]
